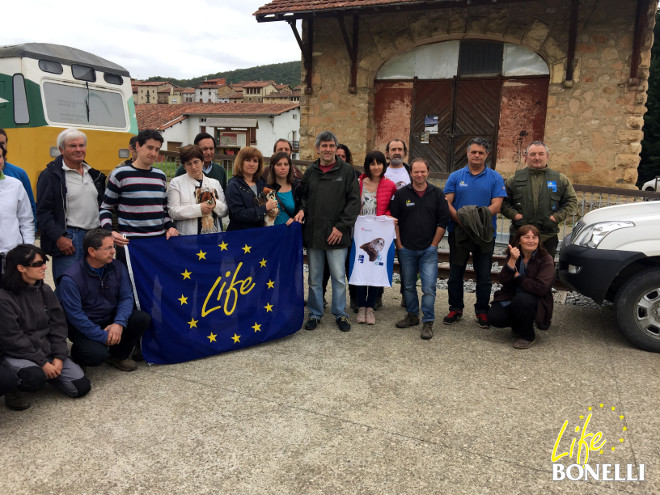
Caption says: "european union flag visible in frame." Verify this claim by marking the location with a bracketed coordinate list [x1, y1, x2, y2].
[126, 223, 304, 364]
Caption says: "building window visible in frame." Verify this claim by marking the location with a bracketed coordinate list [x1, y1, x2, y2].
[376, 40, 548, 80]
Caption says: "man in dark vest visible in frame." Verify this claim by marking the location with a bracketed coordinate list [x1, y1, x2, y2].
[57, 229, 151, 372]
[501, 141, 577, 257]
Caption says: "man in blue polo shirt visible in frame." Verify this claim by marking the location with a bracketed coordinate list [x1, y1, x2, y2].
[443, 138, 506, 328]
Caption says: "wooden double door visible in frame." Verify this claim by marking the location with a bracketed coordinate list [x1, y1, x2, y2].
[375, 76, 548, 174]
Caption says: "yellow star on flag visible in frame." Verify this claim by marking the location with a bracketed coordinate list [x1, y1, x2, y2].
[619, 438, 624, 443]
[181, 269, 192, 280]
[252, 322, 262, 332]
[611, 447, 616, 452]
[579, 415, 584, 419]
[588, 407, 592, 411]
[232, 333, 241, 343]
[218, 241, 228, 251]
[188, 318, 198, 328]
[178, 295, 188, 305]
[197, 250, 207, 260]
[623, 427, 627, 431]
[259, 258, 267, 267]
[619, 415, 624, 420]
[611, 406, 616, 411]
[208, 332, 217, 343]
[242, 244, 251, 254]
[266, 280, 275, 289]
[599, 403, 604, 408]
[264, 303, 273, 312]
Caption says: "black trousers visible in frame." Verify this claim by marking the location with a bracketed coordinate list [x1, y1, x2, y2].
[488, 292, 538, 341]
[0, 364, 19, 396]
[69, 310, 151, 366]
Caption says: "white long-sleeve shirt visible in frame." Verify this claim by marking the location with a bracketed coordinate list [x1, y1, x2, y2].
[0, 175, 35, 253]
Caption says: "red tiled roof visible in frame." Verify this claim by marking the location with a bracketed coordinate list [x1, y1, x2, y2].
[135, 103, 300, 131]
[241, 80, 277, 88]
[264, 90, 294, 97]
[134, 81, 168, 86]
[254, 0, 438, 18]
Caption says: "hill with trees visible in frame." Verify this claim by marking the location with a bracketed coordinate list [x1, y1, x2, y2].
[146, 61, 302, 89]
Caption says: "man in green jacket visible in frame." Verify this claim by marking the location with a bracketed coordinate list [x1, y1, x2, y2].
[501, 141, 577, 257]
[293, 131, 360, 332]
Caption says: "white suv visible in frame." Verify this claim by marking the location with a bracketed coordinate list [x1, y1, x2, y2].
[558, 201, 660, 352]
[641, 177, 659, 191]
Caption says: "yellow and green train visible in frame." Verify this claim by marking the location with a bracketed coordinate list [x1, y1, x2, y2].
[0, 42, 137, 191]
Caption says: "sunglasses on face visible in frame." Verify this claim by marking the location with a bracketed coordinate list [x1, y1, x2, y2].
[23, 259, 47, 268]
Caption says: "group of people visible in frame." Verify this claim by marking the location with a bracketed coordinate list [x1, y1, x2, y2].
[293, 132, 576, 352]
[0, 125, 576, 412]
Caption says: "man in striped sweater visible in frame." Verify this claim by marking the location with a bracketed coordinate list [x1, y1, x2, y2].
[99, 129, 178, 261]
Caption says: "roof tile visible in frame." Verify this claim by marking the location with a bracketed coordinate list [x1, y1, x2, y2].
[135, 102, 300, 131]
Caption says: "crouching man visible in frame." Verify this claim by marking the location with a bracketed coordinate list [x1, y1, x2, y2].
[57, 229, 150, 372]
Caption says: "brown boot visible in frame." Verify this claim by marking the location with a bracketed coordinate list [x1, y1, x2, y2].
[421, 321, 434, 340]
[395, 313, 420, 328]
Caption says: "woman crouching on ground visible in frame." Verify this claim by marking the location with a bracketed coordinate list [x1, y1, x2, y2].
[487, 225, 554, 349]
[0, 244, 90, 410]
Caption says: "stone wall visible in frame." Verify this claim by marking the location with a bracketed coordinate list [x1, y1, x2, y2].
[298, 0, 654, 187]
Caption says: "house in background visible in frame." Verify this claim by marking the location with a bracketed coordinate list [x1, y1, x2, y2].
[255, 0, 655, 187]
[242, 80, 279, 103]
[195, 78, 228, 103]
[134, 81, 173, 104]
[135, 103, 300, 158]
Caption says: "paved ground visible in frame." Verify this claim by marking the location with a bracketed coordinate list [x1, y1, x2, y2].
[1, 278, 657, 494]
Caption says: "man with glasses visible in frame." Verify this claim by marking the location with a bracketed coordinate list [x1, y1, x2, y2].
[57, 229, 150, 372]
[174, 132, 227, 192]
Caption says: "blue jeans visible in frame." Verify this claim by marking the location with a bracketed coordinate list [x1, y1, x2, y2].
[398, 245, 438, 322]
[52, 227, 88, 285]
[308, 247, 348, 319]
[447, 231, 494, 314]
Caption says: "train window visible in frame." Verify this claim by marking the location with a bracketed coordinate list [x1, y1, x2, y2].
[38, 60, 64, 75]
[71, 64, 96, 82]
[104, 73, 123, 85]
[12, 75, 30, 124]
[43, 82, 126, 128]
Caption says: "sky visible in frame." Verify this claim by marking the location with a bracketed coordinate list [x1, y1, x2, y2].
[2, 0, 301, 80]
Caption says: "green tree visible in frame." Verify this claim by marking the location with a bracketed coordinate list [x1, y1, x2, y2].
[146, 61, 302, 90]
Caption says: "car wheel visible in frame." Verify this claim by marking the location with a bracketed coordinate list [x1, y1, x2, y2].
[615, 268, 660, 352]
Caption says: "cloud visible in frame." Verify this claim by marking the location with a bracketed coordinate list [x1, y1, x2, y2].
[1, 0, 300, 79]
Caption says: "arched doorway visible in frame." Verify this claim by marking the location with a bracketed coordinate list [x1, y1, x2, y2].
[374, 40, 549, 174]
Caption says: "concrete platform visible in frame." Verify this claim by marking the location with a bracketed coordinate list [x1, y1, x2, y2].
[1, 285, 657, 494]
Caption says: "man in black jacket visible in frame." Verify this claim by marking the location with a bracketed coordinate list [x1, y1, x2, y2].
[37, 129, 106, 285]
[390, 158, 450, 340]
[293, 131, 360, 332]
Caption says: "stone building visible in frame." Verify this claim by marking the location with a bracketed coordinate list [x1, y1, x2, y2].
[255, 0, 656, 186]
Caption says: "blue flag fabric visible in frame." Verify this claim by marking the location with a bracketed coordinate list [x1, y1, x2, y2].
[126, 223, 304, 364]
